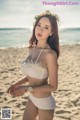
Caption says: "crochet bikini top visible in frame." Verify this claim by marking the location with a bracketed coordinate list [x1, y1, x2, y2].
[21, 46, 48, 80]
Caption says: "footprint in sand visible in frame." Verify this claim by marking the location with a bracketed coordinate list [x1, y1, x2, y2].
[2, 106, 11, 108]
[8, 99, 17, 103]
[22, 101, 27, 106]
[56, 110, 71, 114]
[0, 100, 3, 103]
[5, 83, 10, 85]
[71, 97, 80, 106]
[3, 76, 8, 79]
[20, 108, 25, 111]
[16, 103, 21, 108]
[22, 96, 28, 100]
[3, 97, 8, 101]
[15, 115, 21, 118]
[57, 116, 71, 120]
[0, 92, 4, 95]
[8, 68, 16, 71]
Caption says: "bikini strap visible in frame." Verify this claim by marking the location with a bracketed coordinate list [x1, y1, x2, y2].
[35, 47, 44, 63]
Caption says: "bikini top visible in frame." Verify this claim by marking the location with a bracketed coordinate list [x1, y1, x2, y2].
[21, 46, 48, 80]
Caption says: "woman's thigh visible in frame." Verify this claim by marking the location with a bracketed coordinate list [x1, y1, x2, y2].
[22, 98, 38, 120]
[38, 109, 54, 120]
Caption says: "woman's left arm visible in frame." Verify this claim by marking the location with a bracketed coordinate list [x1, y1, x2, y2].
[33, 51, 58, 93]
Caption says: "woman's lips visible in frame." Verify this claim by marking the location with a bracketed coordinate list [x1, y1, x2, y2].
[37, 33, 42, 37]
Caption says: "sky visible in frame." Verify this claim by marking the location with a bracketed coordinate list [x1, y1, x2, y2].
[0, 0, 80, 29]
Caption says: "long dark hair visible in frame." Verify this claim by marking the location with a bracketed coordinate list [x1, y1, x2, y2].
[29, 14, 60, 58]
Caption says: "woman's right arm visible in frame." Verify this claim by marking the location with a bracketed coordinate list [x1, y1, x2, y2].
[14, 76, 28, 86]
[7, 76, 28, 94]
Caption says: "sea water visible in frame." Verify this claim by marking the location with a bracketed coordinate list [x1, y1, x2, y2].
[0, 28, 80, 48]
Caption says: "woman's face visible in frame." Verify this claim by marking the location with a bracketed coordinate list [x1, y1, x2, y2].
[35, 17, 53, 41]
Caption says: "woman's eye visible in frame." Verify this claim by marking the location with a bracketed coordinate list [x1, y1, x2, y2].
[37, 24, 40, 27]
[45, 27, 48, 29]
[36, 24, 49, 30]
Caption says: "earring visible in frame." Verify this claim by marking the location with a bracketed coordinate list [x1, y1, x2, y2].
[50, 34, 53, 36]
[50, 32, 53, 36]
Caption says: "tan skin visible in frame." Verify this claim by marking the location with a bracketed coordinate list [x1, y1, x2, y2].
[7, 17, 58, 120]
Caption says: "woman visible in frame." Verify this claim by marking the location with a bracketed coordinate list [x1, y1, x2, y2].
[7, 10, 59, 120]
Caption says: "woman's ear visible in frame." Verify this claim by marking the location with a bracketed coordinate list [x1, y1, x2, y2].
[50, 32, 53, 36]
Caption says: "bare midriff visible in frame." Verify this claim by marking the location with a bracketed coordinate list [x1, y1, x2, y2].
[27, 76, 51, 98]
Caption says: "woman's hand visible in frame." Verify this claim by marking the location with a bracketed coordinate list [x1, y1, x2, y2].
[10, 86, 27, 97]
[7, 83, 19, 94]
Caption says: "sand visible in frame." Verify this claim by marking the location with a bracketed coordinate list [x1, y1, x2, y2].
[0, 44, 80, 120]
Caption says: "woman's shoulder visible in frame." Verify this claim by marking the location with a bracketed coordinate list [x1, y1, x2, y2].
[44, 48, 57, 58]
[27, 45, 34, 53]
[44, 49, 57, 66]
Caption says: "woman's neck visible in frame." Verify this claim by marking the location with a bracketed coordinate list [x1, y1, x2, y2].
[36, 41, 48, 49]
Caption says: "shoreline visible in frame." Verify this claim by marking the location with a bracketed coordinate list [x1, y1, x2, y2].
[0, 43, 80, 49]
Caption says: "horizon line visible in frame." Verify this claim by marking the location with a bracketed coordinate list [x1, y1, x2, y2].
[0, 27, 80, 30]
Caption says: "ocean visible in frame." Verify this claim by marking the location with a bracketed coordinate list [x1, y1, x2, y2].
[0, 28, 31, 48]
[0, 28, 80, 48]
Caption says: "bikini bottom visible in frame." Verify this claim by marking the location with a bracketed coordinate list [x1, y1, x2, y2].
[29, 93, 56, 110]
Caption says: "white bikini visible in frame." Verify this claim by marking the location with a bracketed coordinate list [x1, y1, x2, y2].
[21, 46, 56, 110]
[21, 46, 48, 79]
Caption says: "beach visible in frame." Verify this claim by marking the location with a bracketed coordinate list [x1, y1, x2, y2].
[0, 44, 80, 120]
